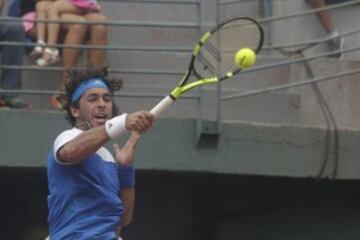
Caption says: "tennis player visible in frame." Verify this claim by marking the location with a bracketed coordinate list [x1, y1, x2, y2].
[46, 69, 154, 239]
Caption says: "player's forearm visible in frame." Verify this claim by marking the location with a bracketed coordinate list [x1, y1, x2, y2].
[120, 188, 135, 227]
[58, 126, 110, 163]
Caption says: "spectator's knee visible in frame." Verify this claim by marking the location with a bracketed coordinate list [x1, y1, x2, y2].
[46, 4, 60, 18]
[68, 22, 87, 35]
[91, 14, 107, 23]
[89, 15, 108, 36]
[92, 24, 108, 37]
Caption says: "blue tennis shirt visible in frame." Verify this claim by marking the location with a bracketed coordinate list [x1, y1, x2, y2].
[47, 128, 126, 240]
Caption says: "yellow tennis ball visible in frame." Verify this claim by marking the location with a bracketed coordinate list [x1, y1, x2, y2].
[234, 48, 256, 68]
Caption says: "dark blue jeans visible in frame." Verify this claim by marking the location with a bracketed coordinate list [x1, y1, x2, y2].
[0, 22, 25, 91]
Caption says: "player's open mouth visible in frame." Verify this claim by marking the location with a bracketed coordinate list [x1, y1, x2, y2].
[94, 114, 108, 121]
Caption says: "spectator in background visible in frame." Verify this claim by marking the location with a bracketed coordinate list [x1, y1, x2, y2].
[27, 0, 53, 60]
[0, 0, 30, 109]
[13, 0, 108, 109]
[308, 0, 344, 60]
[35, 0, 101, 67]
[53, 10, 109, 109]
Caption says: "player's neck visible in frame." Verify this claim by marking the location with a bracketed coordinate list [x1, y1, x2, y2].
[75, 121, 92, 130]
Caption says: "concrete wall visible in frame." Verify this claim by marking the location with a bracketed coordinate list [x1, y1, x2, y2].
[2, 110, 360, 180]
[288, 59, 360, 128]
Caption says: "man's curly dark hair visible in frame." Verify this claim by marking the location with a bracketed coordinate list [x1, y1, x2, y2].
[63, 67, 123, 126]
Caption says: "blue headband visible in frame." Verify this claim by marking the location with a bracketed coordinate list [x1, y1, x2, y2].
[71, 78, 109, 103]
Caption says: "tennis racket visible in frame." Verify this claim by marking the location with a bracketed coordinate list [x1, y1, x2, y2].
[150, 16, 264, 117]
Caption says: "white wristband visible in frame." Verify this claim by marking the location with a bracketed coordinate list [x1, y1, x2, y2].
[105, 114, 128, 139]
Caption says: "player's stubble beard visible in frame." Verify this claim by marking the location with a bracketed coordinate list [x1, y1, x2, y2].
[75, 120, 92, 131]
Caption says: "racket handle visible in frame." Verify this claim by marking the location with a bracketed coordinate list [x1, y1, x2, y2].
[150, 95, 174, 118]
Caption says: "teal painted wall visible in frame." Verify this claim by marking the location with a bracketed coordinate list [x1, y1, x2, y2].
[1, 110, 360, 179]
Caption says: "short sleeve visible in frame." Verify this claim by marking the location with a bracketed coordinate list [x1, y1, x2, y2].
[53, 128, 82, 164]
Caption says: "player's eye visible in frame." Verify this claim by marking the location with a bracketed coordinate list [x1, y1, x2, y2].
[103, 94, 111, 102]
[87, 94, 99, 102]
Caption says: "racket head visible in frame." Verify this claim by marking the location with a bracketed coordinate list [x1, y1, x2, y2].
[191, 16, 264, 81]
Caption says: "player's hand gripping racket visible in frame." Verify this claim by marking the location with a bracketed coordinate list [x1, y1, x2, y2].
[150, 16, 264, 117]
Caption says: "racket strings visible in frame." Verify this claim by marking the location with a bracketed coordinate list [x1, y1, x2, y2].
[194, 19, 262, 79]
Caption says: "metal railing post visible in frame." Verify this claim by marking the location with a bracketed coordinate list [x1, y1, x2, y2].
[215, 0, 222, 134]
[195, 0, 204, 144]
[260, 0, 272, 45]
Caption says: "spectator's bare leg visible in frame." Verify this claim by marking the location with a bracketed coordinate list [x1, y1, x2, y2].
[49, 13, 87, 110]
[309, 0, 343, 59]
[35, 1, 52, 44]
[60, 13, 87, 83]
[84, 13, 108, 68]
[41, 0, 83, 66]
[46, 0, 82, 46]
[309, 0, 335, 33]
